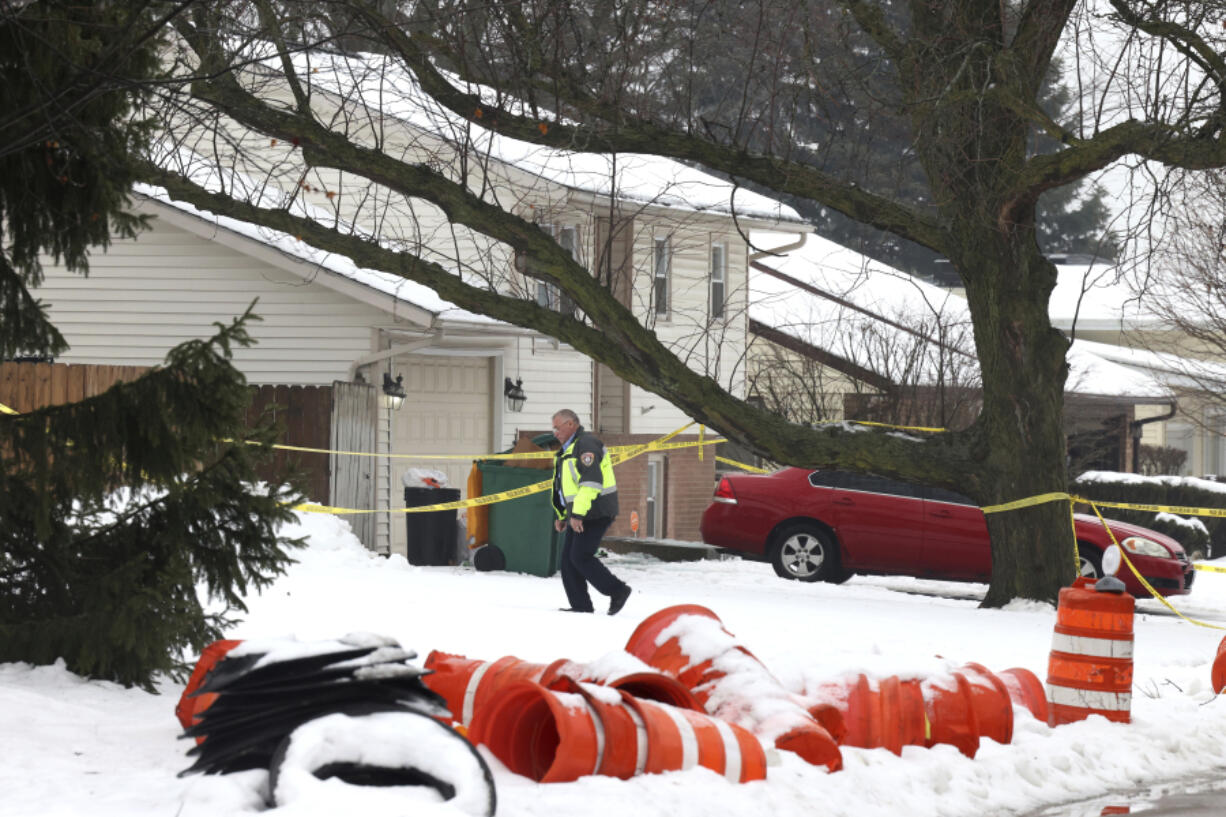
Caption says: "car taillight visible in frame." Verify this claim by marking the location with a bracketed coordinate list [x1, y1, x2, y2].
[713, 476, 738, 504]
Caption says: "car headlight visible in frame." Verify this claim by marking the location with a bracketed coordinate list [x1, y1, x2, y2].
[1120, 536, 1170, 559]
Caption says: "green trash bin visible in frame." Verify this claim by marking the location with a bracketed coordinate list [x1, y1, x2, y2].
[477, 460, 559, 577]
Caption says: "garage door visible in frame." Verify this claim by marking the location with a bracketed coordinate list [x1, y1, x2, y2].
[388, 354, 492, 559]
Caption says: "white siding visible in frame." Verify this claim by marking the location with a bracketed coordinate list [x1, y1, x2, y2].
[499, 336, 592, 449]
[36, 218, 411, 384]
[624, 216, 751, 435]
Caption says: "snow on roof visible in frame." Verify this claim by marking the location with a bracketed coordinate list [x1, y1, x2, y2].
[1049, 262, 1156, 329]
[135, 182, 501, 326]
[266, 47, 804, 224]
[748, 231, 1175, 398]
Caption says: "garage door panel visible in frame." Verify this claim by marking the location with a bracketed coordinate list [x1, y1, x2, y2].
[389, 355, 491, 560]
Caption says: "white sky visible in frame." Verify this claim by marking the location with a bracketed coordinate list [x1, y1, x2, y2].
[2, 511, 1224, 817]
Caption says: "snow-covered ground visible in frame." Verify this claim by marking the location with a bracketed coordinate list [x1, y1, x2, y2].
[3, 512, 1225, 817]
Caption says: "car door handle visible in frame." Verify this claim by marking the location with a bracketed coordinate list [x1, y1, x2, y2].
[834, 497, 854, 506]
[930, 509, 953, 518]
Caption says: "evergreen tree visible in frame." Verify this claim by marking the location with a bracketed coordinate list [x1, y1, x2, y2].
[1, 2, 305, 689]
[0, 313, 305, 690]
[1, 0, 165, 358]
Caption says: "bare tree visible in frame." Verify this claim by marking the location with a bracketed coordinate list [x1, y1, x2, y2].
[127, 1, 1226, 604]
[746, 265, 982, 430]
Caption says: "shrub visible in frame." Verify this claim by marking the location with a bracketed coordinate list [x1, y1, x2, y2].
[1072, 471, 1223, 559]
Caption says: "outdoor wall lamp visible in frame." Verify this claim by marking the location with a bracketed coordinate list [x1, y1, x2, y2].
[504, 377, 526, 412]
[382, 372, 407, 410]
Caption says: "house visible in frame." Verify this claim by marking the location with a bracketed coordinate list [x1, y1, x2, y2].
[30, 49, 807, 555]
[741, 232, 1184, 475]
[1041, 262, 1226, 477]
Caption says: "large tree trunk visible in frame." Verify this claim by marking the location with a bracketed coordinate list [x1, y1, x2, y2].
[958, 236, 1075, 603]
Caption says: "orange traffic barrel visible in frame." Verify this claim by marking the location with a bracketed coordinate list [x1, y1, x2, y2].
[839, 674, 927, 755]
[625, 605, 842, 771]
[1212, 635, 1226, 695]
[996, 667, 1049, 723]
[423, 652, 573, 726]
[953, 662, 1014, 746]
[468, 678, 766, 783]
[424, 650, 703, 726]
[175, 639, 242, 733]
[808, 663, 1018, 758]
[1046, 577, 1135, 725]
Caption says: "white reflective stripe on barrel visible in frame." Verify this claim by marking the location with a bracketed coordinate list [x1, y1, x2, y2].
[461, 661, 495, 725]
[657, 704, 700, 770]
[623, 702, 649, 776]
[1050, 632, 1134, 659]
[1046, 685, 1132, 711]
[580, 697, 606, 776]
[710, 716, 743, 783]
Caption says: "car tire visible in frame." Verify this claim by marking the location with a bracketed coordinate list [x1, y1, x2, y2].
[770, 523, 848, 583]
[1077, 543, 1103, 580]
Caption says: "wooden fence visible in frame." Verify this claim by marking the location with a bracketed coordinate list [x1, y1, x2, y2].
[0, 361, 149, 412]
[1, 363, 335, 504]
[246, 384, 332, 503]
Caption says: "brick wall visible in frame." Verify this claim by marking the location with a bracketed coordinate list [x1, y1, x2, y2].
[514, 429, 718, 542]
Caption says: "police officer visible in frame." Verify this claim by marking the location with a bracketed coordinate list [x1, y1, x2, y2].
[550, 409, 632, 615]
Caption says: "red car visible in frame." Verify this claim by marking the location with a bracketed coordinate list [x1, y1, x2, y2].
[700, 467, 1195, 597]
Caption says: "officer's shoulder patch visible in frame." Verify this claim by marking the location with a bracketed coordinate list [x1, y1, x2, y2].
[580, 451, 595, 467]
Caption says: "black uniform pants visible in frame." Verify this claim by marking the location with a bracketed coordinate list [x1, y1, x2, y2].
[559, 516, 626, 611]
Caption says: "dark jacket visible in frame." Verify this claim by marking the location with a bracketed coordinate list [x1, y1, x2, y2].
[551, 426, 619, 521]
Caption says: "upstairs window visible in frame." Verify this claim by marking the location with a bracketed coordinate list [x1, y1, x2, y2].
[710, 242, 726, 318]
[527, 223, 580, 316]
[653, 236, 670, 316]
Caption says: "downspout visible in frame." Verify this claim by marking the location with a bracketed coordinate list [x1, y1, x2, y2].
[748, 231, 808, 263]
[1130, 401, 1178, 473]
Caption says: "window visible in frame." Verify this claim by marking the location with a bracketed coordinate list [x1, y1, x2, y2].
[925, 485, 975, 506]
[527, 223, 580, 316]
[808, 470, 848, 489]
[557, 226, 578, 316]
[653, 236, 670, 316]
[710, 242, 726, 318]
[646, 455, 666, 537]
[841, 472, 920, 498]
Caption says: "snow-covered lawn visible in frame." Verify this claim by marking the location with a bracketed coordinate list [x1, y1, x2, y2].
[3, 512, 1225, 817]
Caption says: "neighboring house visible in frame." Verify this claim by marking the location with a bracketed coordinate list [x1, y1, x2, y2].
[742, 232, 1183, 475]
[1045, 269, 1226, 477]
[32, 50, 806, 555]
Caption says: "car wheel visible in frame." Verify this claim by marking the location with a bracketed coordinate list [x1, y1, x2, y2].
[770, 524, 847, 583]
[1078, 544, 1103, 580]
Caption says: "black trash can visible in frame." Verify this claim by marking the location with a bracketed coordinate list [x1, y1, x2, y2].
[403, 487, 460, 566]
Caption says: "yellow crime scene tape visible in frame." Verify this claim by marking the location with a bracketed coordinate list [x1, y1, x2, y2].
[229, 431, 726, 462]
[10, 393, 1226, 587]
[982, 486, 1224, 627]
[1082, 500, 1226, 631]
[715, 456, 770, 474]
[847, 419, 949, 434]
[302, 422, 704, 515]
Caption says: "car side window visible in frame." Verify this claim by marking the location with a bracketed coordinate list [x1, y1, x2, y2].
[808, 470, 847, 489]
[926, 485, 976, 506]
[840, 473, 920, 499]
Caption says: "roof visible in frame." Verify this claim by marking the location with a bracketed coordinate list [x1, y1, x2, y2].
[748, 231, 1176, 399]
[135, 183, 501, 328]
[252, 46, 805, 225]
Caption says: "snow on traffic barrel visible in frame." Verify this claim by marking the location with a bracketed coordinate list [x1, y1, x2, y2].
[1046, 577, 1135, 725]
[625, 605, 843, 771]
